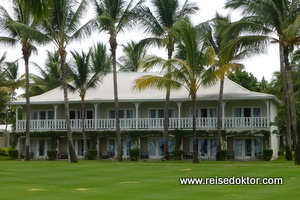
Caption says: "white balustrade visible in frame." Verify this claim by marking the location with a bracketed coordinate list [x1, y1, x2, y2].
[16, 117, 269, 131]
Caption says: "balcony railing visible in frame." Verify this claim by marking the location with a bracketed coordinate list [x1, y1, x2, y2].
[16, 117, 269, 131]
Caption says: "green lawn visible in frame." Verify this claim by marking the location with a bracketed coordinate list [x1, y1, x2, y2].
[0, 158, 299, 200]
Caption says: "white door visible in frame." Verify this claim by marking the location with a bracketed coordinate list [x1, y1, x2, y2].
[199, 139, 216, 159]
[234, 138, 263, 159]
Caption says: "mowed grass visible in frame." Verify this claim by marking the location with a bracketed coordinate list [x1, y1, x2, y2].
[0, 158, 299, 200]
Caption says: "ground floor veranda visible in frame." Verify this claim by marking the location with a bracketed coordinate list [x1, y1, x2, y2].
[16, 130, 276, 160]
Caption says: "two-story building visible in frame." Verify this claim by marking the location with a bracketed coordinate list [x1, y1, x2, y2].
[10, 72, 280, 160]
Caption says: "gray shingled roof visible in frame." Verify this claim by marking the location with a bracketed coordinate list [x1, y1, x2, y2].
[11, 72, 280, 105]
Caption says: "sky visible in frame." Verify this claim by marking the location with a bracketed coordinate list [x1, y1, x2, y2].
[0, 0, 279, 82]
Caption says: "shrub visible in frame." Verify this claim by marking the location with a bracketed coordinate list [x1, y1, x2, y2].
[130, 148, 140, 161]
[0, 148, 7, 156]
[0, 146, 13, 156]
[216, 150, 228, 161]
[173, 149, 183, 160]
[8, 149, 18, 160]
[263, 149, 273, 161]
[88, 149, 98, 160]
[47, 150, 58, 160]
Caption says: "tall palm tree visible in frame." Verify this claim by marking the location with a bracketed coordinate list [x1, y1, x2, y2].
[94, 0, 143, 161]
[40, 0, 92, 162]
[135, 0, 199, 160]
[226, 0, 300, 164]
[68, 49, 106, 160]
[204, 13, 269, 160]
[118, 40, 147, 72]
[135, 19, 215, 163]
[0, 0, 49, 160]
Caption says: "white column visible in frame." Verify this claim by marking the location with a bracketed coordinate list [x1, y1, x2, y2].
[94, 103, 99, 130]
[176, 102, 182, 129]
[16, 106, 19, 131]
[222, 101, 227, 129]
[134, 102, 140, 129]
[264, 100, 270, 127]
[53, 104, 58, 130]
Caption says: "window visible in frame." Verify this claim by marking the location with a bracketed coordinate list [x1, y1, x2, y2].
[253, 108, 261, 117]
[199, 138, 216, 157]
[210, 109, 217, 117]
[149, 138, 174, 157]
[31, 111, 54, 120]
[121, 139, 132, 157]
[234, 138, 263, 158]
[109, 109, 134, 119]
[108, 139, 115, 158]
[149, 109, 175, 118]
[70, 110, 93, 119]
[86, 110, 93, 119]
[70, 110, 81, 119]
[31, 111, 38, 120]
[48, 111, 54, 119]
[40, 111, 46, 120]
[233, 107, 261, 117]
[200, 109, 207, 117]
[234, 108, 242, 117]
[193, 108, 217, 117]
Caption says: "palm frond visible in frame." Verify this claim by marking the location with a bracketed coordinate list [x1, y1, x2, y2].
[90, 42, 112, 73]
[134, 4, 164, 36]
[134, 75, 181, 91]
[140, 55, 167, 71]
[0, 36, 18, 46]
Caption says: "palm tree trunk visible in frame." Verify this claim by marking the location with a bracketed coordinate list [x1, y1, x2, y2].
[163, 47, 173, 160]
[23, 46, 30, 161]
[110, 35, 122, 161]
[81, 96, 91, 159]
[279, 43, 292, 161]
[216, 77, 224, 161]
[60, 47, 78, 163]
[192, 93, 199, 163]
[163, 87, 170, 160]
[283, 46, 300, 165]
[284, 46, 298, 147]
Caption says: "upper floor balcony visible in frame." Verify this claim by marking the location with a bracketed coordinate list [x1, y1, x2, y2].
[11, 73, 280, 133]
[16, 117, 270, 131]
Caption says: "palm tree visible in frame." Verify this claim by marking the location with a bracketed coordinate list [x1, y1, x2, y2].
[22, 0, 52, 20]
[0, 53, 8, 95]
[94, 0, 143, 161]
[68, 49, 106, 160]
[3, 61, 25, 99]
[135, 19, 215, 163]
[0, 53, 9, 119]
[118, 40, 147, 72]
[290, 49, 300, 101]
[0, 52, 6, 69]
[0, 0, 49, 160]
[226, 0, 300, 164]
[90, 42, 112, 74]
[135, 0, 199, 160]
[204, 13, 269, 160]
[40, 0, 92, 162]
[30, 50, 66, 96]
